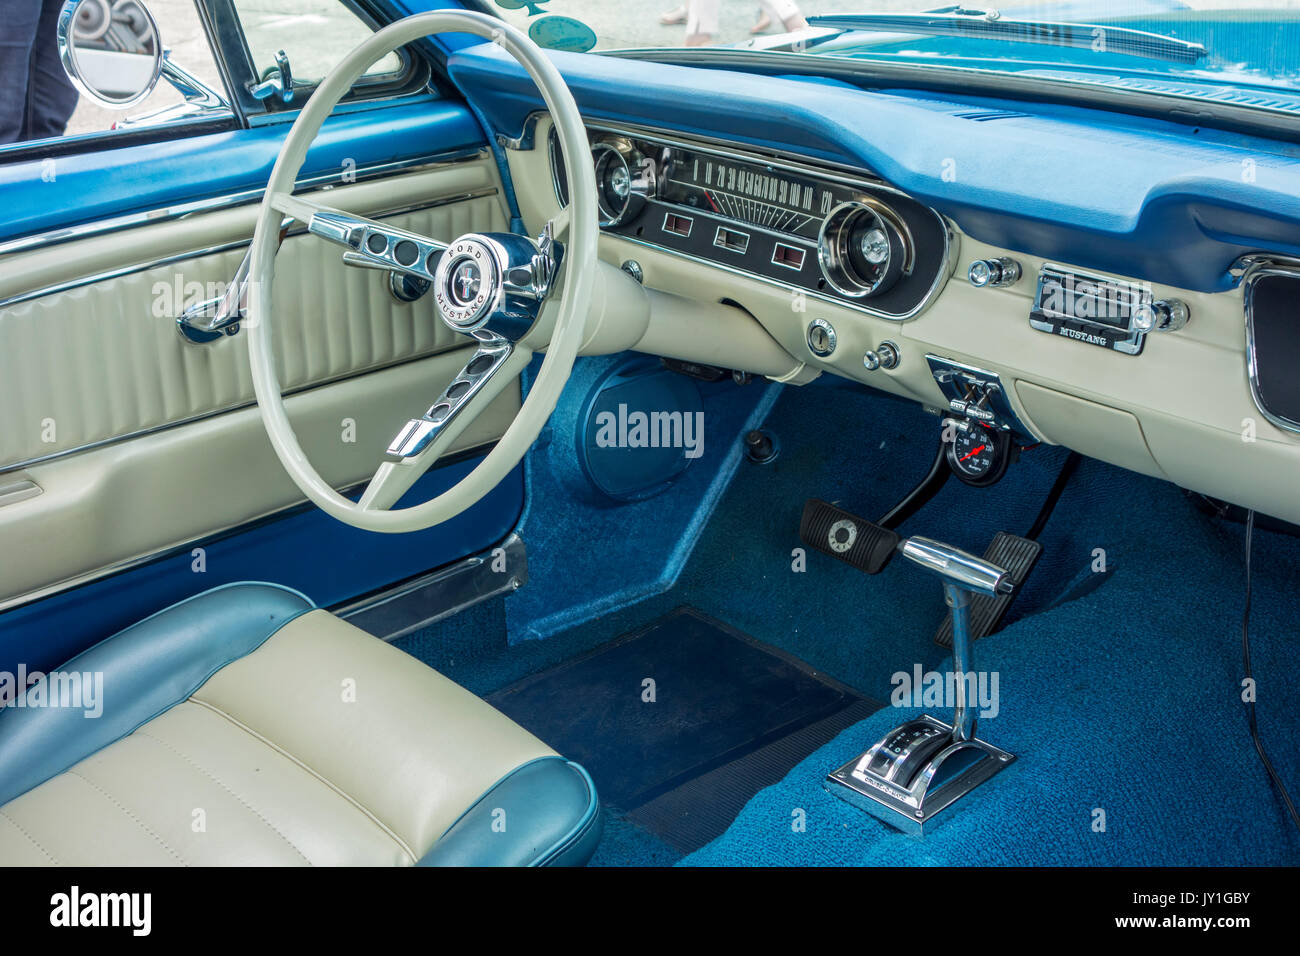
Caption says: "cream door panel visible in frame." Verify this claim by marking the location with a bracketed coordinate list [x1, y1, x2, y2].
[0, 161, 507, 471]
[0, 155, 521, 606]
[0, 349, 521, 608]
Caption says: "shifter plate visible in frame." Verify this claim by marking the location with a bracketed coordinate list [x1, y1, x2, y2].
[825, 715, 1015, 836]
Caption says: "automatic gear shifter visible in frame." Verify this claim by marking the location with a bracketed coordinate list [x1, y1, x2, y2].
[824, 536, 1016, 835]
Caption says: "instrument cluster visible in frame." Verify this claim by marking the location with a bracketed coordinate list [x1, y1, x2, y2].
[549, 125, 951, 320]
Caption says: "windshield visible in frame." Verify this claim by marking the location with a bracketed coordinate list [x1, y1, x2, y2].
[489, 0, 1300, 103]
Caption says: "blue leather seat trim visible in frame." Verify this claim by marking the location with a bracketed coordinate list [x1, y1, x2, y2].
[0, 582, 314, 808]
[418, 756, 602, 867]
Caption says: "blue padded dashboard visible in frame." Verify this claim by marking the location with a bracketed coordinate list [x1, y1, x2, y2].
[447, 42, 1300, 294]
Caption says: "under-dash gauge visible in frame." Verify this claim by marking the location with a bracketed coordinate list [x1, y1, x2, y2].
[659, 147, 851, 241]
[946, 422, 1012, 487]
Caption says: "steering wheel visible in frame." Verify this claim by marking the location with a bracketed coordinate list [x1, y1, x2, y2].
[246, 11, 597, 532]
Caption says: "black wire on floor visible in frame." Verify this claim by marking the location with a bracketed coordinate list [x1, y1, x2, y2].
[1025, 451, 1082, 541]
[1241, 509, 1300, 835]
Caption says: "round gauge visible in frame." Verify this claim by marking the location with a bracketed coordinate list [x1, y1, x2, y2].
[817, 200, 907, 298]
[590, 141, 653, 227]
[946, 424, 1012, 487]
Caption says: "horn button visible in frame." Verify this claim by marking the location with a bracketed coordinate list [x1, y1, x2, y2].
[434, 239, 498, 333]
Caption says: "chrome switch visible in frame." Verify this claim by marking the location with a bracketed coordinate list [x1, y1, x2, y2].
[968, 257, 1022, 288]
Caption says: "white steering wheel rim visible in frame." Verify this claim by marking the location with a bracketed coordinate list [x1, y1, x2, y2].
[247, 11, 597, 532]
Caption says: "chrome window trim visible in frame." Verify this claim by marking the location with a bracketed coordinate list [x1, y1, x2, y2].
[523, 113, 954, 322]
[1238, 254, 1300, 436]
[0, 149, 488, 258]
[0, 187, 499, 311]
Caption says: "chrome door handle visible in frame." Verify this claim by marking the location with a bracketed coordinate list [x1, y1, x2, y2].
[176, 218, 291, 344]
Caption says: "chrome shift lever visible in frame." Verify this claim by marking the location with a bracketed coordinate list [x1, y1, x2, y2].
[901, 536, 1014, 596]
[824, 535, 1017, 834]
[901, 537, 1012, 741]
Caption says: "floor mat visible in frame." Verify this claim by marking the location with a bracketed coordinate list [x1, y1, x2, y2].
[486, 607, 883, 849]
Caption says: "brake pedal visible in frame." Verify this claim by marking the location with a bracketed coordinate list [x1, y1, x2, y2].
[800, 499, 899, 574]
[934, 531, 1042, 646]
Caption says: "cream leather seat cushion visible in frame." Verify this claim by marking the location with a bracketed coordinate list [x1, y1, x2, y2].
[0, 584, 600, 866]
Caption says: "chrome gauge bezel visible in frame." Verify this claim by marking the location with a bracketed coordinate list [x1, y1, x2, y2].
[590, 139, 654, 228]
[817, 199, 910, 299]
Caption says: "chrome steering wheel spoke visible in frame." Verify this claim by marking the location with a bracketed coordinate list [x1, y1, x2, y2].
[270, 191, 448, 284]
[357, 338, 532, 512]
[388, 331, 514, 460]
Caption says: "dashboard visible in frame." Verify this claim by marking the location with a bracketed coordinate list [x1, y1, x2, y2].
[469, 42, 1300, 527]
[549, 126, 951, 321]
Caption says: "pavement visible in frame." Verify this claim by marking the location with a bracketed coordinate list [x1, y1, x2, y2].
[58, 0, 1284, 139]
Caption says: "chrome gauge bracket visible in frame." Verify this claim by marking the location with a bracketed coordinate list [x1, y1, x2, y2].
[925, 355, 1037, 445]
[386, 333, 513, 461]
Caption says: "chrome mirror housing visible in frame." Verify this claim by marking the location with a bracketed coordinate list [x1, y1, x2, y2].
[57, 0, 163, 109]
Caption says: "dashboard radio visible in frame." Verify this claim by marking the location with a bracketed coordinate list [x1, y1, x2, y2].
[1029, 265, 1188, 355]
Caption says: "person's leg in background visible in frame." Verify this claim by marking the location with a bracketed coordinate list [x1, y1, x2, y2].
[686, 0, 721, 44]
[0, 0, 44, 144]
[24, 0, 80, 141]
[752, 0, 808, 34]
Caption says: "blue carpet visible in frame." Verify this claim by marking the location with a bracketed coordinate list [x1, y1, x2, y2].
[395, 374, 1300, 866]
[682, 467, 1300, 865]
[506, 354, 781, 644]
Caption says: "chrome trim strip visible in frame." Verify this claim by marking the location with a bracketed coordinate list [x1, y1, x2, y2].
[532, 113, 954, 322]
[0, 188, 499, 311]
[1238, 255, 1300, 436]
[0, 239, 249, 312]
[0, 149, 488, 258]
[336, 531, 528, 642]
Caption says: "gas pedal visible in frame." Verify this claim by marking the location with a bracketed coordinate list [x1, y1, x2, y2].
[934, 531, 1042, 647]
[800, 499, 899, 575]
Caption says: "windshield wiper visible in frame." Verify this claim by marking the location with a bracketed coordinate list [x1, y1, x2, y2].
[808, 7, 1208, 64]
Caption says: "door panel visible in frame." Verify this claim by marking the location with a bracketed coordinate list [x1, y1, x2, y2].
[0, 154, 520, 607]
[0, 161, 505, 469]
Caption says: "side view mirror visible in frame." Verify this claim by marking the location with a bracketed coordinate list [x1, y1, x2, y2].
[57, 0, 163, 109]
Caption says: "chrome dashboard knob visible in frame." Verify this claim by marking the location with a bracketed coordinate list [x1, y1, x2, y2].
[1131, 298, 1189, 333]
[968, 257, 1021, 288]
